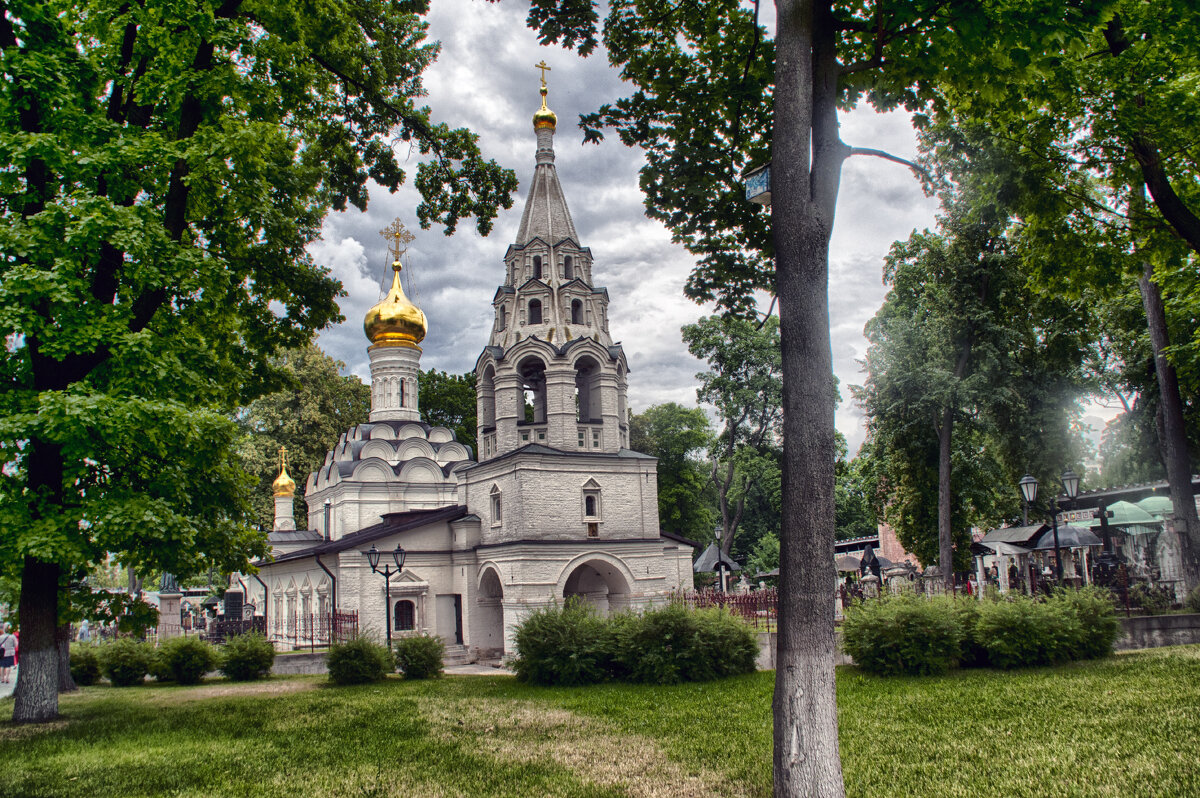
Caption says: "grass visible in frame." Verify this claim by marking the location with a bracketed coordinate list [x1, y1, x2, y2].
[3, 647, 1199, 798]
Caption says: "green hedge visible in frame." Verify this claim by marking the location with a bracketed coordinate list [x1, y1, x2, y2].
[512, 598, 758, 687]
[842, 587, 1121, 676]
[69, 645, 102, 686]
[327, 637, 392, 685]
[156, 637, 217, 685]
[394, 634, 445, 679]
[100, 638, 152, 687]
[219, 633, 276, 682]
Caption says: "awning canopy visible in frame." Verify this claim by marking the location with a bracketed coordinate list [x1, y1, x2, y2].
[980, 541, 1031, 556]
[1033, 525, 1102, 550]
[981, 524, 1049, 547]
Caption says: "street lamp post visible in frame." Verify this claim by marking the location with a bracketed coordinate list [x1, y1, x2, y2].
[362, 544, 406, 649]
[1016, 469, 1081, 584]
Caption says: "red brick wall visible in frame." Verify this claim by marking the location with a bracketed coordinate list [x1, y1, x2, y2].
[876, 522, 918, 565]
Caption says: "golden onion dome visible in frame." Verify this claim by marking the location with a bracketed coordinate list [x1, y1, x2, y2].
[533, 85, 557, 130]
[272, 461, 296, 498]
[364, 262, 427, 347]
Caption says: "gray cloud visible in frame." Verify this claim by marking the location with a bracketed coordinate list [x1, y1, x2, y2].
[311, 1, 943, 455]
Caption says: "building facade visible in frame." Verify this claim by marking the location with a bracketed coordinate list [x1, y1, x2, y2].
[246, 79, 694, 660]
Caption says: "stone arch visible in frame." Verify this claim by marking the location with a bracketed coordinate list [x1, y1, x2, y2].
[427, 427, 454, 444]
[557, 554, 635, 616]
[396, 437, 437, 461]
[398, 457, 442, 483]
[435, 441, 469, 464]
[573, 354, 602, 422]
[352, 460, 395, 483]
[369, 425, 397, 440]
[360, 439, 398, 464]
[397, 423, 427, 440]
[517, 354, 548, 424]
[478, 363, 497, 429]
[475, 565, 505, 657]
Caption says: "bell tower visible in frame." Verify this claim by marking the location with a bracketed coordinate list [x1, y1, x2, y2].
[475, 67, 630, 461]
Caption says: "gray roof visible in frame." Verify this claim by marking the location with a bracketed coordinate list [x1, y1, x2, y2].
[980, 524, 1049, 546]
[267, 529, 323, 544]
[693, 542, 741, 572]
[257, 505, 470, 566]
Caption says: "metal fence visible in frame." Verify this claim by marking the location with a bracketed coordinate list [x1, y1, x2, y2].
[269, 611, 358, 650]
[673, 588, 779, 629]
[204, 616, 267, 644]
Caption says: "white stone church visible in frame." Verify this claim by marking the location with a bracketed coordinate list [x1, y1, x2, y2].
[245, 79, 695, 660]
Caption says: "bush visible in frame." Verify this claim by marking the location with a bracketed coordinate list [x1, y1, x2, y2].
[974, 595, 1078, 669]
[327, 636, 392, 685]
[393, 634, 445, 679]
[157, 637, 217, 685]
[513, 598, 609, 686]
[219, 633, 275, 681]
[148, 647, 174, 682]
[1046, 587, 1120, 660]
[842, 594, 963, 676]
[69, 645, 102, 686]
[618, 603, 700, 684]
[1185, 585, 1200, 614]
[950, 599, 988, 669]
[100, 638, 152, 686]
[691, 608, 759, 679]
[1129, 583, 1173, 616]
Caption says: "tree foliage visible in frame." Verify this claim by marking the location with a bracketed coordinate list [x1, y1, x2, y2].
[683, 315, 782, 556]
[420, 369, 477, 453]
[629, 402, 714, 542]
[239, 345, 370, 528]
[0, 0, 517, 722]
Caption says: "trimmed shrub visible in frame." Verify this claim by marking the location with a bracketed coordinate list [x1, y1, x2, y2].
[974, 595, 1078, 669]
[101, 638, 151, 686]
[394, 634, 445, 679]
[1185, 585, 1200, 614]
[157, 637, 217, 685]
[69, 645, 102, 686]
[842, 594, 962, 676]
[1047, 587, 1120, 660]
[1129, 583, 1173, 616]
[513, 598, 609, 686]
[148, 648, 174, 682]
[327, 637, 392, 685]
[950, 599, 988, 669]
[691, 608, 759, 679]
[618, 603, 701, 684]
[219, 633, 275, 682]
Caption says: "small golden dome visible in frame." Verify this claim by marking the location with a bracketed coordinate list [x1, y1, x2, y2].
[533, 85, 557, 130]
[272, 462, 296, 498]
[364, 262, 427, 347]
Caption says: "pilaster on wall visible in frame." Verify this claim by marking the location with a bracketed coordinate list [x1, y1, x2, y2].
[544, 369, 576, 449]
[493, 373, 522, 453]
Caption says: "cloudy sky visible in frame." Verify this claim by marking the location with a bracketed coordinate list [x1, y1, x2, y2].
[310, 0, 1108, 454]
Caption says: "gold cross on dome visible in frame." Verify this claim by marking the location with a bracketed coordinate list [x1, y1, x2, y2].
[278, 446, 288, 469]
[535, 59, 551, 88]
[379, 218, 416, 262]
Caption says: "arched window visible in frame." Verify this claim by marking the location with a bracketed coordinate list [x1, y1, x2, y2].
[574, 355, 601, 422]
[571, 299, 583, 325]
[490, 484, 503, 525]
[564, 256, 573, 280]
[398, 378, 406, 407]
[498, 305, 507, 331]
[533, 256, 542, 280]
[479, 364, 496, 429]
[394, 600, 415, 631]
[528, 298, 542, 325]
[585, 495, 597, 517]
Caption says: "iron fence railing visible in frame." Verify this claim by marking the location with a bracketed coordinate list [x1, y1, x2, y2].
[269, 611, 358, 650]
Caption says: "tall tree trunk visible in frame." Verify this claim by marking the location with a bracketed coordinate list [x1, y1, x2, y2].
[56, 623, 77, 694]
[936, 406, 955, 591]
[12, 557, 61, 723]
[1138, 262, 1200, 590]
[771, 0, 846, 795]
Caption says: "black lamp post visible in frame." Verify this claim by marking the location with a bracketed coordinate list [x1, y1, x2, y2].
[362, 543, 406, 649]
[1016, 469, 1081, 584]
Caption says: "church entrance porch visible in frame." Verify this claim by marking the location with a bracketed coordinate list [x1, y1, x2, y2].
[474, 567, 505, 659]
[562, 559, 631, 616]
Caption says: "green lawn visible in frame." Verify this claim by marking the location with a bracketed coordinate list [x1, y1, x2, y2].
[3, 646, 1198, 798]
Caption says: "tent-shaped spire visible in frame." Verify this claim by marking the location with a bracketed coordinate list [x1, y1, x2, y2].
[514, 72, 579, 246]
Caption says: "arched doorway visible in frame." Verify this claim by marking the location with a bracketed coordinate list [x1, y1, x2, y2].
[562, 559, 631, 616]
[475, 567, 505, 658]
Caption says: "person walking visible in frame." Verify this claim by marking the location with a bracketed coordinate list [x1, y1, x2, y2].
[0, 624, 17, 684]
